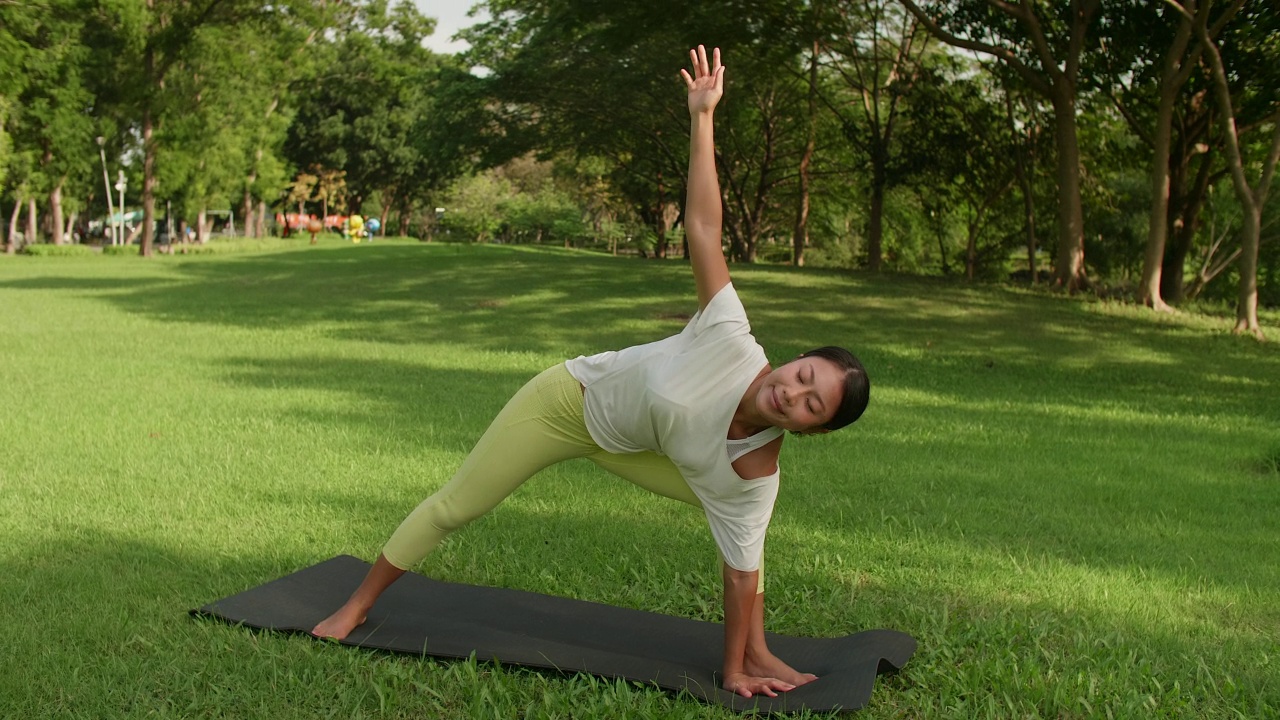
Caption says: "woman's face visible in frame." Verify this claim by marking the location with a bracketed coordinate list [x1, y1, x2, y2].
[755, 356, 845, 433]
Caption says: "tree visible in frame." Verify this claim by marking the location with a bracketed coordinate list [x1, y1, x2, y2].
[898, 0, 1102, 291]
[464, 0, 810, 261]
[792, 36, 821, 267]
[821, 0, 934, 271]
[285, 0, 456, 232]
[1166, 0, 1280, 338]
[89, 0, 332, 256]
[900, 61, 1019, 279]
[1094, 1, 1243, 309]
[0, 98, 11, 194]
[714, 42, 810, 262]
[1, 0, 95, 246]
[999, 75, 1052, 281]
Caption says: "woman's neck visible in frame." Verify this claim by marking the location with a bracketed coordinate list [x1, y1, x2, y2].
[728, 365, 772, 438]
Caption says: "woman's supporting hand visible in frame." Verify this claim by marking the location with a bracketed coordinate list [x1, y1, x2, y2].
[680, 45, 724, 117]
[720, 562, 819, 698]
[722, 671, 796, 699]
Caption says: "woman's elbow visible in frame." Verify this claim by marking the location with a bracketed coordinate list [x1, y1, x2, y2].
[685, 221, 720, 243]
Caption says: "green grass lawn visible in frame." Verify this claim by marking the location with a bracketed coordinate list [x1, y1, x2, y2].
[1, 238, 1277, 719]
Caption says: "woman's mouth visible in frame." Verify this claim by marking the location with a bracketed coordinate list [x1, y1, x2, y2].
[771, 387, 781, 413]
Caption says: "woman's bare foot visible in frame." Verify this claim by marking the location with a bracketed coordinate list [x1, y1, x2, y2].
[745, 649, 818, 687]
[311, 601, 368, 640]
[310, 554, 407, 640]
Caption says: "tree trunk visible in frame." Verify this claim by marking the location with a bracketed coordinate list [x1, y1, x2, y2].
[654, 171, 668, 259]
[867, 154, 886, 271]
[65, 211, 79, 243]
[1234, 204, 1263, 337]
[1163, 225, 1193, 302]
[1140, 3, 1205, 311]
[965, 209, 978, 281]
[792, 152, 812, 267]
[1161, 148, 1212, 302]
[1020, 171, 1037, 280]
[1005, 90, 1039, 282]
[1050, 88, 1087, 291]
[242, 190, 255, 238]
[256, 200, 267, 238]
[1141, 65, 1185, 307]
[140, 123, 154, 252]
[196, 207, 208, 244]
[793, 40, 819, 268]
[6, 197, 20, 253]
[49, 179, 65, 245]
[1186, 0, 1276, 338]
[26, 198, 38, 245]
[379, 203, 391, 238]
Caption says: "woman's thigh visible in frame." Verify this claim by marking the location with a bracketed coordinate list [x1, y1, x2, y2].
[382, 364, 595, 568]
[587, 450, 702, 508]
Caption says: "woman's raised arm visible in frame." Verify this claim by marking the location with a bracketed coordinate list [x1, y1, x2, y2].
[680, 45, 730, 310]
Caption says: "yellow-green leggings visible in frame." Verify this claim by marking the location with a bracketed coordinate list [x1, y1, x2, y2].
[382, 363, 763, 592]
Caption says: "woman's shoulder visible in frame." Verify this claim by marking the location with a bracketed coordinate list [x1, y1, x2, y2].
[729, 434, 783, 481]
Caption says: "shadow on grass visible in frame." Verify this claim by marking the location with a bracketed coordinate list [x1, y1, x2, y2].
[213, 354, 533, 457]
[4, 244, 1273, 419]
[0, 275, 172, 291]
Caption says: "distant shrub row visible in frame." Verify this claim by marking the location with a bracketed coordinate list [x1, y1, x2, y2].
[20, 244, 97, 257]
[13, 237, 418, 258]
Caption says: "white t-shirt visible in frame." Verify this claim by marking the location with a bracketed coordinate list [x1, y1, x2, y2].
[564, 283, 779, 571]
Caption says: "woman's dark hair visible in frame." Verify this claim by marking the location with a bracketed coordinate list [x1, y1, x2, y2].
[800, 346, 869, 431]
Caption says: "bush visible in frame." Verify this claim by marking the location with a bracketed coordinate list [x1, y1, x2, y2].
[755, 240, 794, 264]
[21, 243, 96, 257]
[165, 238, 297, 255]
[105, 238, 307, 256]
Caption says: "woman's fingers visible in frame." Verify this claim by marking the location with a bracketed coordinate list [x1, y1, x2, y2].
[730, 675, 796, 698]
[684, 45, 724, 95]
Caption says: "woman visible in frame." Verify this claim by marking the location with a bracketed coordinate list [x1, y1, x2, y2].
[312, 45, 869, 700]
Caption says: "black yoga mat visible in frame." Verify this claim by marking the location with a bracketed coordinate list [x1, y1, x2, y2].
[193, 555, 915, 714]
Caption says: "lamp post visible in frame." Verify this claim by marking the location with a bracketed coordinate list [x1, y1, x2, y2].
[96, 137, 116, 245]
[115, 171, 127, 245]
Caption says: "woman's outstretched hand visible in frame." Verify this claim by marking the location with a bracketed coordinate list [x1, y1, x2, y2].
[680, 45, 724, 116]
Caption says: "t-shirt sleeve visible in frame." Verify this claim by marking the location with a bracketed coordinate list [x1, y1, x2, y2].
[685, 283, 749, 339]
[698, 473, 779, 572]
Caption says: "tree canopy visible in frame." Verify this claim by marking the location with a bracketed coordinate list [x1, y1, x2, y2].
[2, 0, 1277, 328]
